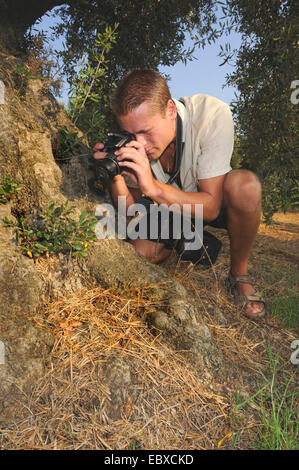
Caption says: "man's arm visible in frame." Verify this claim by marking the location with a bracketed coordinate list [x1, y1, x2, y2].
[109, 175, 142, 208]
[115, 140, 226, 221]
[149, 174, 226, 222]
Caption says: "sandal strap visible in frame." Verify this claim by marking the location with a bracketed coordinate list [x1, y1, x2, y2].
[235, 292, 265, 307]
[228, 272, 255, 287]
[226, 272, 266, 319]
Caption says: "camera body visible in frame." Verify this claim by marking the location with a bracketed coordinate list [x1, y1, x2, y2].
[93, 131, 134, 192]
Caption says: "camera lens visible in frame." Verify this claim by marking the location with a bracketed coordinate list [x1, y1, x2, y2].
[92, 131, 134, 192]
[93, 155, 120, 192]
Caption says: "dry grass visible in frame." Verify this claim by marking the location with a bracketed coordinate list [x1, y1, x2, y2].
[0, 212, 298, 450]
[0, 286, 230, 450]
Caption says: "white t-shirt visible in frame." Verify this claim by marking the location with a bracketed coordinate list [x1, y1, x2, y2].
[150, 94, 234, 192]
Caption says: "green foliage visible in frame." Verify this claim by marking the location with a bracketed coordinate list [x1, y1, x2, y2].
[13, 63, 43, 97]
[271, 293, 299, 334]
[23, 32, 64, 98]
[0, 175, 22, 204]
[50, 1, 220, 144]
[231, 345, 298, 450]
[264, 266, 299, 334]
[67, 24, 119, 143]
[127, 439, 142, 450]
[4, 201, 98, 259]
[53, 126, 86, 163]
[290, 179, 299, 210]
[54, 1, 219, 85]
[219, 0, 298, 223]
[20, 1, 296, 224]
[230, 134, 244, 169]
[256, 346, 298, 450]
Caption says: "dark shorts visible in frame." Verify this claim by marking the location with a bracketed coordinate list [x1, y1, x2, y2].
[163, 207, 228, 247]
[170, 208, 227, 265]
[204, 208, 228, 230]
[127, 198, 226, 265]
[130, 197, 227, 247]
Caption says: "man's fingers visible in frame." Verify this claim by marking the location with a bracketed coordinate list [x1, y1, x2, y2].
[116, 147, 147, 163]
[93, 143, 107, 160]
[93, 142, 104, 151]
[124, 140, 147, 157]
[93, 151, 107, 160]
[118, 160, 137, 170]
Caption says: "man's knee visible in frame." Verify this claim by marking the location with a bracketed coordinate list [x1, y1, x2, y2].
[224, 170, 262, 213]
[130, 239, 171, 264]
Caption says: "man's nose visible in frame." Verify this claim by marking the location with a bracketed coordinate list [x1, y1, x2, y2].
[135, 134, 147, 147]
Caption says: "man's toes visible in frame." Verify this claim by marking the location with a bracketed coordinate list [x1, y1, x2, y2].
[245, 302, 264, 317]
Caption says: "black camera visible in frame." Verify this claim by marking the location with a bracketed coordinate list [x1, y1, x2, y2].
[93, 131, 134, 192]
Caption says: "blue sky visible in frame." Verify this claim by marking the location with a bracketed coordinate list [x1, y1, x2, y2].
[34, 8, 241, 107]
[160, 32, 241, 105]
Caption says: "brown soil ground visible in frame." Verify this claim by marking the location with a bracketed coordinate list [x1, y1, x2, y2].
[0, 212, 298, 450]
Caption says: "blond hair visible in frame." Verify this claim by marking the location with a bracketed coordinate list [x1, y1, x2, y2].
[110, 70, 171, 117]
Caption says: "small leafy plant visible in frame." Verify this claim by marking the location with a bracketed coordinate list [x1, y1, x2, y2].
[13, 63, 43, 97]
[68, 24, 118, 125]
[4, 201, 98, 259]
[53, 126, 86, 163]
[0, 175, 22, 204]
[230, 344, 298, 450]
[67, 24, 119, 143]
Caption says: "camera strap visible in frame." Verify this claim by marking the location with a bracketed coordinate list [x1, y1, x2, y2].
[166, 111, 184, 185]
[131, 100, 222, 266]
[150, 102, 184, 188]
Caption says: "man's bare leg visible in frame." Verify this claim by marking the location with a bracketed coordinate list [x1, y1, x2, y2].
[223, 170, 264, 316]
[129, 169, 264, 316]
[130, 239, 172, 264]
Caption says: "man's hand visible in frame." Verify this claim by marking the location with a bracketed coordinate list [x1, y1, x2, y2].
[93, 142, 124, 185]
[115, 140, 157, 197]
[93, 142, 107, 160]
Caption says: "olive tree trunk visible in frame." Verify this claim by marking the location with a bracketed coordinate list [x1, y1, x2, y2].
[0, 0, 66, 52]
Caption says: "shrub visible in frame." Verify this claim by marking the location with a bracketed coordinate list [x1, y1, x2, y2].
[0, 175, 22, 204]
[4, 201, 98, 259]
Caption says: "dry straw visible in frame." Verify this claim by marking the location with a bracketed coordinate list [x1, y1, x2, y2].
[1, 283, 233, 450]
[1, 214, 298, 450]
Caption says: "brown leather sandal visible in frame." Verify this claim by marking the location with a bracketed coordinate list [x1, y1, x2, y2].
[226, 272, 266, 320]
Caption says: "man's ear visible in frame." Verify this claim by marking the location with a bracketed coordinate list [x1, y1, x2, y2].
[166, 99, 177, 119]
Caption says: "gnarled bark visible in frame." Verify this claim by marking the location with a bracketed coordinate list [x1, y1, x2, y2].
[0, 0, 66, 52]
